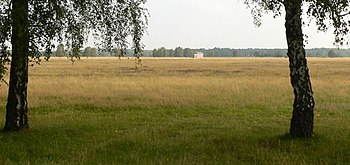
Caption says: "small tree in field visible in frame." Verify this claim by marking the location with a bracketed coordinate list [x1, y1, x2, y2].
[328, 49, 339, 58]
[244, 0, 350, 137]
[0, 0, 148, 131]
[174, 47, 184, 57]
[56, 44, 65, 57]
[183, 48, 194, 58]
[90, 48, 98, 57]
[83, 47, 92, 57]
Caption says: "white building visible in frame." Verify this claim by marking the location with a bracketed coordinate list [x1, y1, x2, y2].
[194, 52, 204, 58]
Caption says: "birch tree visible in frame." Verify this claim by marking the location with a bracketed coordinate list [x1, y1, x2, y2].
[245, 0, 350, 137]
[0, 0, 148, 131]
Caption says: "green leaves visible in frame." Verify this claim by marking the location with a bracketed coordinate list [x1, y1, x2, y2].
[0, 1, 11, 84]
[244, 0, 284, 27]
[245, 0, 350, 46]
[306, 0, 350, 46]
[0, 0, 148, 81]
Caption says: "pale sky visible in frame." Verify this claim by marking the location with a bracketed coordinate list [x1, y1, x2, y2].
[142, 0, 346, 49]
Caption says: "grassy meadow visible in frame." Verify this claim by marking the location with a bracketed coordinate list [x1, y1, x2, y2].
[0, 57, 350, 164]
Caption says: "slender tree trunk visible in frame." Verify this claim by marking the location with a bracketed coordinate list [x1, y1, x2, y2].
[284, 0, 315, 138]
[4, 0, 29, 131]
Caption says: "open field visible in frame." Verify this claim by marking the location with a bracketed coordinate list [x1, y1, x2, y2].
[0, 57, 350, 164]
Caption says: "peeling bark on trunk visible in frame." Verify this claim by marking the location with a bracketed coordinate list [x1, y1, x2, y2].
[284, 0, 315, 138]
[4, 0, 29, 131]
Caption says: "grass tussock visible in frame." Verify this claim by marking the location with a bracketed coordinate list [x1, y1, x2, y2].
[0, 57, 349, 164]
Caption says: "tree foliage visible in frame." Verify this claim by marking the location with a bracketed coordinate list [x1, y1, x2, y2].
[56, 43, 65, 57]
[90, 47, 98, 57]
[327, 49, 339, 57]
[0, 0, 148, 82]
[244, 0, 350, 45]
[183, 48, 194, 57]
[174, 47, 184, 57]
[83, 46, 92, 57]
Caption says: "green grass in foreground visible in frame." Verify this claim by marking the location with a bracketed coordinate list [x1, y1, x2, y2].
[0, 104, 349, 164]
[0, 58, 349, 164]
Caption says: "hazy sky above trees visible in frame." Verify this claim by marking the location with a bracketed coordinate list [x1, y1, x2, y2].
[142, 0, 345, 49]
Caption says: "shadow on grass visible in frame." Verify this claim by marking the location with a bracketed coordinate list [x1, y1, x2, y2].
[257, 133, 326, 148]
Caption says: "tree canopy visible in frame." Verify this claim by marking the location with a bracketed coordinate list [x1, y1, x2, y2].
[0, 0, 148, 82]
[244, 0, 350, 45]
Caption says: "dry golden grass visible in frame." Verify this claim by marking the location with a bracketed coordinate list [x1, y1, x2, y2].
[0, 57, 349, 164]
[1, 57, 350, 110]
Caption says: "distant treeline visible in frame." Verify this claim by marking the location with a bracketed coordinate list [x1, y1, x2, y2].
[142, 47, 350, 58]
[50, 44, 350, 58]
